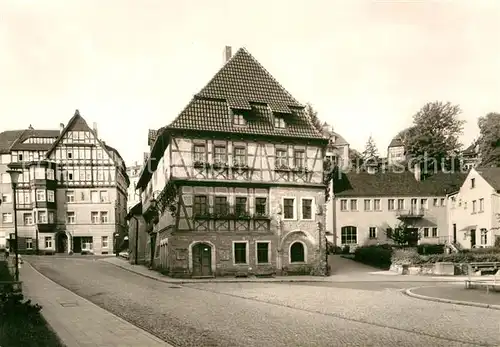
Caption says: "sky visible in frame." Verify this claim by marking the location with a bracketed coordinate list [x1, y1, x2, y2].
[1, 0, 499, 165]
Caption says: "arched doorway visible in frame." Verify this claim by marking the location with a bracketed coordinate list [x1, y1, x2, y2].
[56, 232, 68, 253]
[192, 243, 212, 277]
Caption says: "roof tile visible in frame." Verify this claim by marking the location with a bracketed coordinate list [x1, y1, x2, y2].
[334, 170, 466, 197]
[167, 48, 324, 140]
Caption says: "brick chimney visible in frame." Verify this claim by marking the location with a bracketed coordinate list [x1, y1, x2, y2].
[59, 123, 64, 133]
[223, 46, 232, 64]
[93, 122, 98, 138]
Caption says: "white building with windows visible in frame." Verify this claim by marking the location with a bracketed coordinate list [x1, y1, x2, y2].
[332, 168, 465, 248]
[447, 167, 500, 249]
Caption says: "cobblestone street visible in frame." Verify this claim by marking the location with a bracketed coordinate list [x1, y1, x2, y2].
[27, 257, 500, 347]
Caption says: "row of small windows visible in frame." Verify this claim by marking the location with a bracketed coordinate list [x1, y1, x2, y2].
[340, 226, 440, 244]
[340, 197, 446, 212]
[22, 137, 55, 144]
[21, 236, 109, 250]
[192, 196, 315, 220]
[0, 189, 110, 206]
[193, 144, 307, 168]
[193, 195, 268, 216]
[232, 241, 305, 264]
[0, 211, 109, 225]
[0, 167, 114, 184]
[450, 197, 485, 213]
[231, 112, 286, 129]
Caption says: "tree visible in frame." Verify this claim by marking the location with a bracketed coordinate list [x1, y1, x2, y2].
[361, 135, 379, 162]
[386, 221, 420, 247]
[306, 103, 323, 134]
[477, 112, 500, 167]
[349, 148, 363, 169]
[405, 101, 465, 171]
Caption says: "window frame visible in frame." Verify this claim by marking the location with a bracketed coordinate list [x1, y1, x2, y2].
[289, 241, 306, 263]
[254, 197, 267, 216]
[300, 197, 314, 220]
[341, 226, 357, 244]
[255, 241, 271, 264]
[369, 227, 377, 239]
[282, 197, 296, 220]
[232, 241, 249, 265]
[193, 195, 208, 216]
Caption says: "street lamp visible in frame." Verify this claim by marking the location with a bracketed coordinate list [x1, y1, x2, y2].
[6, 169, 20, 282]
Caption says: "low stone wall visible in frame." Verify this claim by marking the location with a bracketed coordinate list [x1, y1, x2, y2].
[390, 262, 457, 276]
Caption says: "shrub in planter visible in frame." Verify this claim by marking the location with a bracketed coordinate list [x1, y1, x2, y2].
[469, 247, 500, 254]
[354, 245, 393, 269]
[391, 248, 423, 265]
[417, 244, 445, 255]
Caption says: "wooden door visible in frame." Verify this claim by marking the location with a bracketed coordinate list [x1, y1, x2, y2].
[470, 229, 476, 248]
[192, 243, 212, 276]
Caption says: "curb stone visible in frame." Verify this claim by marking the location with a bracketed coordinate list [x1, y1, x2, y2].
[101, 259, 330, 284]
[405, 287, 500, 311]
[102, 258, 468, 284]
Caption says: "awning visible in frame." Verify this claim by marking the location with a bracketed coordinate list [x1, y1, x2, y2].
[460, 225, 477, 232]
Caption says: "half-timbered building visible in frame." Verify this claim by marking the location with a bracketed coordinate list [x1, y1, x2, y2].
[136, 47, 329, 277]
[0, 111, 129, 255]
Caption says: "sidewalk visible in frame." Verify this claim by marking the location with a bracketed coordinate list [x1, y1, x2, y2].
[102, 257, 467, 283]
[21, 262, 171, 347]
[406, 284, 500, 310]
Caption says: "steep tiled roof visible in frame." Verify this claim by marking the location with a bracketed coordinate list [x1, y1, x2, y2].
[463, 143, 478, 156]
[0, 130, 24, 154]
[10, 129, 60, 151]
[388, 137, 404, 148]
[334, 170, 466, 197]
[166, 48, 324, 140]
[476, 166, 500, 191]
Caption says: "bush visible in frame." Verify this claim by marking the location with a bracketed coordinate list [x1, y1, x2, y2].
[354, 245, 393, 269]
[495, 236, 500, 248]
[341, 245, 351, 254]
[417, 244, 445, 255]
[391, 248, 424, 265]
[0, 262, 63, 347]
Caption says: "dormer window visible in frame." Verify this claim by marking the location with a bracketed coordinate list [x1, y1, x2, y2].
[274, 116, 286, 129]
[233, 113, 246, 126]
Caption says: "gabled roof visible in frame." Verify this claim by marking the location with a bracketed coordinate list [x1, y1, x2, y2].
[0, 130, 24, 154]
[166, 48, 324, 140]
[45, 110, 128, 183]
[476, 166, 500, 191]
[388, 137, 404, 148]
[10, 129, 60, 151]
[334, 170, 467, 197]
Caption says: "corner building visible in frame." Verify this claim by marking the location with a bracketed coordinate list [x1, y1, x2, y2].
[136, 47, 329, 277]
[0, 111, 129, 255]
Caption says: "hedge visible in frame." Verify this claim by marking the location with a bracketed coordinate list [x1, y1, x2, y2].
[417, 243, 445, 255]
[354, 245, 393, 269]
[392, 247, 500, 265]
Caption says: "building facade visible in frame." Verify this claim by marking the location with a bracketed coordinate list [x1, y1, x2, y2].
[126, 161, 142, 211]
[0, 111, 129, 255]
[447, 167, 500, 249]
[135, 47, 329, 278]
[332, 168, 465, 249]
[461, 142, 480, 170]
[321, 122, 349, 242]
[387, 136, 405, 166]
